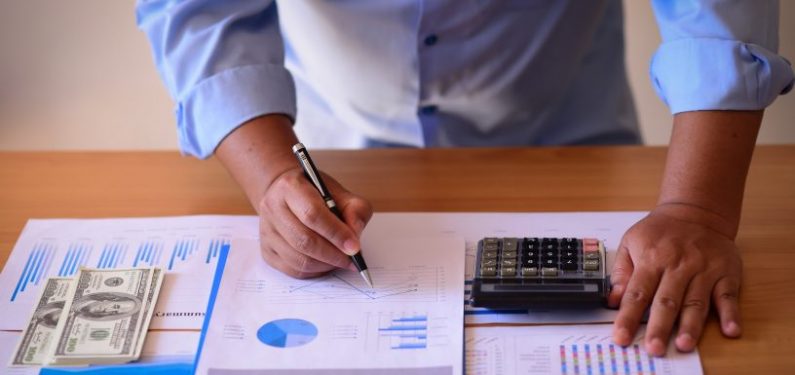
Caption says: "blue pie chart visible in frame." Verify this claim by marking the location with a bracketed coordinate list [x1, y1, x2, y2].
[257, 319, 318, 348]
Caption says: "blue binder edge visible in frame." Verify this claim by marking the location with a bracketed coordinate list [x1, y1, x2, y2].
[39, 243, 231, 375]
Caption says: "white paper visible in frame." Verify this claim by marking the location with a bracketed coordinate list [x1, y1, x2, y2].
[0, 212, 648, 330]
[362, 212, 647, 324]
[196, 236, 466, 375]
[465, 325, 702, 375]
[0, 216, 258, 330]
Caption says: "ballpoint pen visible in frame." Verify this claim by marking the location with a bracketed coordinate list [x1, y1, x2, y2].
[292, 142, 374, 288]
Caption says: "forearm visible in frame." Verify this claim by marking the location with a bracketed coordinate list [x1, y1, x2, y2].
[215, 115, 300, 212]
[657, 110, 762, 238]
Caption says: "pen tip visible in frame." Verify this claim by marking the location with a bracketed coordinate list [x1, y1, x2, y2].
[361, 270, 374, 288]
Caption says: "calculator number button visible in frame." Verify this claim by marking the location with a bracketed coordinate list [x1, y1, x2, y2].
[501, 259, 518, 267]
[583, 259, 600, 271]
[501, 267, 517, 277]
[541, 267, 558, 277]
[480, 266, 497, 277]
[560, 258, 578, 271]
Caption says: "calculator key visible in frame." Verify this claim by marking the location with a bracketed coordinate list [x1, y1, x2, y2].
[522, 258, 538, 267]
[480, 266, 497, 277]
[541, 238, 559, 246]
[484, 237, 499, 244]
[523, 241, 540, 252]
[482, 251, 498, 259]
[521, 267, 538, 277]
[541, 250, 558, 259]
[502, 251, 518, 259]
[502, 238, 519, 252]
[583, 259, 600, 271]
[560, 258, 578, 271]
[483, 243, 499, 252]
[583, 238, 599, 246]
[561, 250, 578, 259]
[541, 258, 559, 267]
[524, 237, 540, 245]
[562, 237, 578, 246]
[584, 252, 600, 260]
[482, 259, 498, 267]
[542, 243, 558, 251]
[521, 250, 538, 259]
[501, 267, 517, 277]
[501, 259, 517, 267]
[583, 243, 599, 252]
[541, 267, 558, 276]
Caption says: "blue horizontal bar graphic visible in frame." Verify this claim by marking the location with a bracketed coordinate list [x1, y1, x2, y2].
[379, 326, 427, 331]
[392, 344, 426, 349]
[11, 248, 37, 301]
[36, 246, 55, 284]
[27, 247, 46, 287]
[97, 246, 108, 268]
[58, 247, 74, 276]
[399, 334, 427, 339]
[393, 316, 427, 322]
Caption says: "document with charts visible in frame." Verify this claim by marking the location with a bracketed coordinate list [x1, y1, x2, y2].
[465, 325, 702, 375]
[0, 216, 258, 330]
[196, 236, 465, 375]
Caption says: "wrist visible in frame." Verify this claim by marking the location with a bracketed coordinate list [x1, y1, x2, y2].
[215, 114, 302, 210]
[651, 201, 739, 239]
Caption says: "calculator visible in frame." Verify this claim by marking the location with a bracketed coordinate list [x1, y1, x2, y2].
[469, 237, 611, 309]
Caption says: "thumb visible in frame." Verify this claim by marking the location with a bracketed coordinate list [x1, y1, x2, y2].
[608, 241, 634, 308]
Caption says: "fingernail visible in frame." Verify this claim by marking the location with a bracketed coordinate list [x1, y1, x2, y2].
[676, 333, 695, 351]
[648, 338, 666, 356]
[724, 321, 741, 337]
[343, 239, 359, 255]
[614, 327, 631, 345]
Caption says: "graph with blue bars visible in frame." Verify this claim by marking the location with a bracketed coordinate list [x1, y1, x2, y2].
[8, 237, 230, 302]
[378, 314, 428, 350]
[10, 242, 58, 302]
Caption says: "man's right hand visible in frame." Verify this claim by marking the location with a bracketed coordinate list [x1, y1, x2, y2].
[215, 115, 373, 278]
[257, 166, 372, 278]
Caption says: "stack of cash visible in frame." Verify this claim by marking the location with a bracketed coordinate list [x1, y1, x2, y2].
[10, 267, 164, 366]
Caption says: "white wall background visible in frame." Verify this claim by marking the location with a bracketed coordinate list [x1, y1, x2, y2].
[0, 1, 793, 151]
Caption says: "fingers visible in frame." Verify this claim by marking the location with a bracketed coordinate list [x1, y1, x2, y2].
[675, 274, 711, 352]
[258, 235, 328, 279]
[613, 266, 661, 348]
[712, 276, 742, 338]
[269, 198, 354, 271]
[285, 181, 361, 255]
[644, 269, 692, 356]
[608, 244, 634, 308]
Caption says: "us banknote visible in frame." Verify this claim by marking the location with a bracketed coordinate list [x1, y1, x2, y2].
[9, 277, 73, 366]
[49, 267, 154, 365]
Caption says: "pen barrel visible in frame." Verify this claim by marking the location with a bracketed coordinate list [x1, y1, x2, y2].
[350, 252, 367, 272]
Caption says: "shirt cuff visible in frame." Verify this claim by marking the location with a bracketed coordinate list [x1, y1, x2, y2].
[176, 64, 297, 159]
[650, 38, 794, 115]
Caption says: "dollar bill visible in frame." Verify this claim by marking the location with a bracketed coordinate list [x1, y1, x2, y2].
[133, 267, 164, 357]
[49, 267, 154, 365]
[9, 277, 73, 366]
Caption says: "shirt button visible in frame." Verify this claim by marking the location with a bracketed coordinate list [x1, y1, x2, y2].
[423, 34, 438, 46]
[420, 105, 438, 115]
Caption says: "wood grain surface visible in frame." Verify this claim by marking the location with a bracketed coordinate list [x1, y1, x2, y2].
[1, 146, 793, 373]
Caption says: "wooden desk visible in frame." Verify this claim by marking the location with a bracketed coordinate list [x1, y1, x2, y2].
[1, 146, 794, 373]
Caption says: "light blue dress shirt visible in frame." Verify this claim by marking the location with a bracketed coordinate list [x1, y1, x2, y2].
[137, 0, 793, 158]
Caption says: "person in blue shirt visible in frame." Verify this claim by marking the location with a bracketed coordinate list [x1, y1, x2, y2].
[137, 0, 793, 356]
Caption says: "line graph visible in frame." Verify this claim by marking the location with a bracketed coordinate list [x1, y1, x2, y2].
[253, 266, 443, 304]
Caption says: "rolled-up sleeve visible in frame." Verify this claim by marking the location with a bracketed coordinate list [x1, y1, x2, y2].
[650, 0, 794, 114]
[136, 0, 296, 158]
